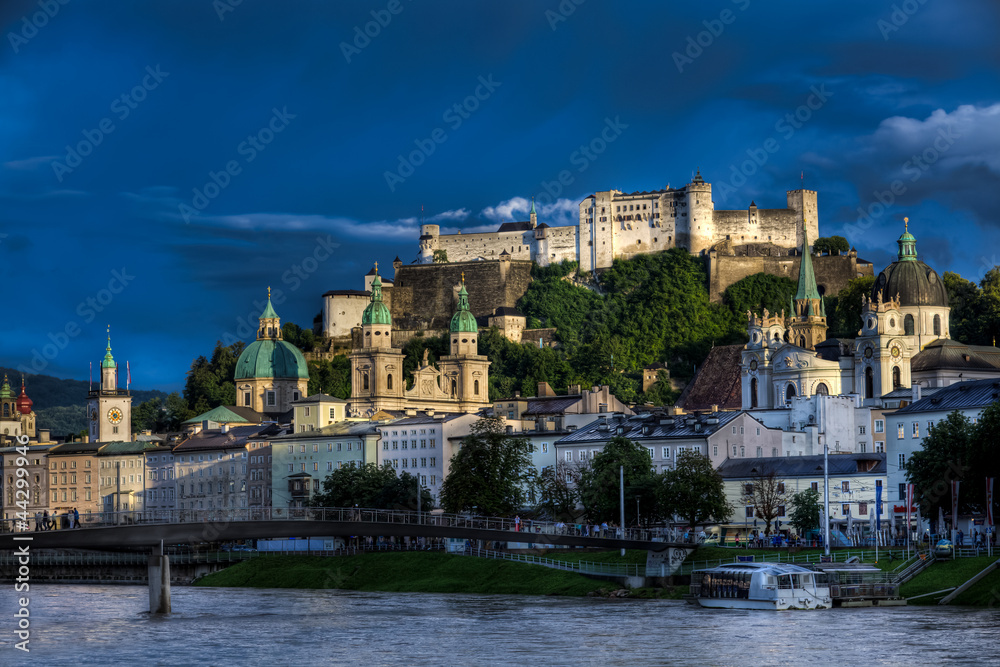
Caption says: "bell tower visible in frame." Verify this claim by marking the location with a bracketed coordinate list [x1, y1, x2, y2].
[88, 327, 132, 442]
[438, 274, 491, 411]
[349, 264, 405, 414]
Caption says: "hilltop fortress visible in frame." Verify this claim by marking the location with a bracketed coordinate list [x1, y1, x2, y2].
[417, 171, 819, 272]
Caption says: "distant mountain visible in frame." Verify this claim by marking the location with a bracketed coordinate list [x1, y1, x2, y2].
[0, 367, 167, 438]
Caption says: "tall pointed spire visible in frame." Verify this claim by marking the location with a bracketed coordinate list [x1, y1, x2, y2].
[529, 197, 537, 228]
[794, 219, 820, 301]
[101, 325, 117, 369]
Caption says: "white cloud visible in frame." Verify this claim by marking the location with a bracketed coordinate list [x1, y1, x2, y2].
[480, 196, 579, 226]
[3, 155, 58, 170]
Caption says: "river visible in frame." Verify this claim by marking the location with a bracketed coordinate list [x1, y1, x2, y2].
[1, 585, 998, 666]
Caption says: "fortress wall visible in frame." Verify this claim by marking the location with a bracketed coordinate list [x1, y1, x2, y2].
[435, 230, 534, 262]
[536, 226, 579, 266]
[391, 260, 533, 330]
[707, 253, 874, 302]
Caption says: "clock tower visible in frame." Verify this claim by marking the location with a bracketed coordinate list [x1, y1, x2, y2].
[88, 328, 132, 442]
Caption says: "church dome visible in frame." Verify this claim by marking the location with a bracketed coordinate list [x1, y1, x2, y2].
[870, 220, 948, 308]
[235, 339, 309, 380]
[362, 273, 392, 326]
[450, 278, 478, 333]
[16, 382, 33, 415]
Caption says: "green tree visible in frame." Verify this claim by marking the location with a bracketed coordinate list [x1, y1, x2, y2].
[723, 273, 797, 322]
[739, 465, 788, 536]
[307, 356, 351, 398]
[164, 392, 194, 430]
[577, 435, 662, 526]
[439, 416, 534, 515]
[812, 236, 850, 255]
[943, 271, 981, 344]
[828, 275, 876, 338]
[788, 488, 821, 537]
[661, 449, 732, 529]
[282, 322, 316, 352]
[183, 341, 244, 413]
[533, 462, 580, 521]
[311, 462, 432, 510]
[975, 268, 1000, 346]
[968, 401, 1000, 514]
[905, 410, 975, 520]
[432, 249, 449, 263]
[132, 397, 165, 433]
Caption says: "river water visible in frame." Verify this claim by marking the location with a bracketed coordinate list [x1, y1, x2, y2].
[1, 584, 998, 666]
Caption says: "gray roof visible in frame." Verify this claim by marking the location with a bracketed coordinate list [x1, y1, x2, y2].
[497, 221, 533, 232]
[717, 452, 886, 478]
[890, 378, 1000, 415]
[522, 396, 582, 416]
[291, 393, 348, 404]
[555, 411, 742, 444]
[377, 413, 469, 427]
[911, 339, 1000, 372]
[271, 420, 380, 440]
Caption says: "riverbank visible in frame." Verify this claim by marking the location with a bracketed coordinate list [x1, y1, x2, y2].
[901, 556, 1000, 606]
[194, 552, 683, 598]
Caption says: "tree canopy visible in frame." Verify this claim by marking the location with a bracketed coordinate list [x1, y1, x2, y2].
[827, 275, 875, 338]
[661, 449, 732, 528]
[788, 488, 821, 536]
[311, 462, 431, 510]
[577, 436, 662, 526]
[740, 465, 788, 535]
[812, 236, 850, 255]
[723, 272, 796, 320]
[439, 416, 534, 515]
[183, 341, 244, 415]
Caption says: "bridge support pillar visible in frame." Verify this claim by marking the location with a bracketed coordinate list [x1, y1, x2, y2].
[148, 543, 171, 614]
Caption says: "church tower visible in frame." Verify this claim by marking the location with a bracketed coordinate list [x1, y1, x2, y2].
[88, 328, 132, 442]
[349, 265, 405, 414]
[438, 275, 491, 412]
[787, 220, 827, 350]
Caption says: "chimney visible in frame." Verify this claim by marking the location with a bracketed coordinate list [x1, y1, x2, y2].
[912, 384, 921, 402]
[568, 384, 582, 396]
[537, 382, 555, 397]
[221, 424, 230, 434]
[711, 404, 719, 413]
[39, 429, 50, 442]
[425, 409, 435, 417]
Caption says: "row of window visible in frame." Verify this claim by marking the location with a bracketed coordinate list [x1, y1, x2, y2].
[383, 439, 435, 450]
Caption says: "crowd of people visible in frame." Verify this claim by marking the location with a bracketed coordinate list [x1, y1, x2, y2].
[34, 508, 81, 530]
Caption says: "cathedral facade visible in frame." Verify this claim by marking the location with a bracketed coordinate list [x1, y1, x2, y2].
[349, 267, 490, 416]
[742, 219, 989, 410]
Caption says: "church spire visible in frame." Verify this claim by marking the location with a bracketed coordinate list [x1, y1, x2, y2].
[257, 287, 282, 340]
[101, 325, 116, 369]
[795, 220, 820, 301]
[897, 217, 917, 262]
[529, 197, 537, 228]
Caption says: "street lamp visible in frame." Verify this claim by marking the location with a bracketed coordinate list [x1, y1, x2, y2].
[635, 496, 641, 529]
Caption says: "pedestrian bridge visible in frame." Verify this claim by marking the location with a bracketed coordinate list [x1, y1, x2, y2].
[0, 507, 675, 552]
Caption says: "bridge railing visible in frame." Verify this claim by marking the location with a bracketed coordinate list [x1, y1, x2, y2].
[1, 507, 663, 543]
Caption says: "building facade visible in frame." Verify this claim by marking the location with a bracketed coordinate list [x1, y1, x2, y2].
[88, 333, 132, 443]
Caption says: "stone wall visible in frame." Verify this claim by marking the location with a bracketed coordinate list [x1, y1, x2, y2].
[390, 259, 534, 331]
[707, 249, 874, 302]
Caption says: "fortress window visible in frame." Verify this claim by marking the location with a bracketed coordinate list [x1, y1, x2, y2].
[387, 374, 393, 390]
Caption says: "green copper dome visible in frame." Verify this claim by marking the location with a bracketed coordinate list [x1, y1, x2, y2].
[234, 339, 309, 380]
[871, 219, 948, 307]
[362, 272, 392, 326]
[260, 295, 279, 319]
[0, 375, 12, 399]
[450, 281, 478, 333]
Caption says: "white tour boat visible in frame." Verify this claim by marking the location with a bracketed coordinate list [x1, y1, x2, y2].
[690, 562, 832, 610]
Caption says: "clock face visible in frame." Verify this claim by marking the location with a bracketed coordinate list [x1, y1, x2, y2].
[749, 359, 758, 371]
[891, 345, 901, 359]
[108, 407, 123, 425]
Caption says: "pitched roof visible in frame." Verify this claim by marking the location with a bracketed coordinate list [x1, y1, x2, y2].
[172, 430, 247, 452]
[521, 396, 582, 416]
[97, 441, 159, 456]
[183, 405, 252, 425]
[497, 221, 533, 232]
[911, 339, 1000, 373]
[47, 441, 102, 456]
[291, 393, 348, 404]
[676, 344, 743, 411]
[492, 306, 524, 317]
[555, 411, 742, 444]
[890, 378, 1000, 415]
[717, 452, 886, 478]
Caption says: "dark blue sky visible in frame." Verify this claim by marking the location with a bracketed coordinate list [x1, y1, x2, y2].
[2, 0, 999, 391]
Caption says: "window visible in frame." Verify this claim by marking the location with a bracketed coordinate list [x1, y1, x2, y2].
[579, 450, 586, 462]
[911, 422, 919, 438]
[859, 442, 866, 453]
[875, 419, 884, 433]
[662, 447, 670, 459]
[875, 441, 884, 453]
[859, 425, 866, 435]
[266, 391, 276, 407]
[897, 423, 905, 439]
[811, 482, 818, 492]
[898, 483, 906, 502]
[904, 314, 914, 335]
[287, 445, 293, 454]
[892, 366, 901, 388]
[329, 407, 336, 419]
[865, 367, 874, 399]
[756, 447, 762, 457]
[565, 451, 572, 462]
[756, 427, 761, 436]
[387, 374, 393, 390]
[732, 445, 737, 457]
[312, 444, 318, 452]
[287, 464, 293, 472]
[842, 503, 850, 515]
[842, 481, 850, 492]
[430, 458, 436, 467]
[313, 462, 318, 472]
[740, 446, 745, 457]
[646, 448, 654, 460]
[541, 443, 548, 454]
[815, 382, 829, 396]
[744, 483, 754, 495]
[933, 314, 941, 336]
[777, 505, 786, 517]
[899, 453, 906, 468]
[745, 506, 754, 518]
[927, 420, 934, 432]
[713, 445, 718, 457]
[304, 406, 311, 417]
[244, 391, 251, 406]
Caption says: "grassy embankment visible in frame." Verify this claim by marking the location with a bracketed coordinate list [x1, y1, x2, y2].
[196, 552, 619, 596]
[901, 556, 1000, 606]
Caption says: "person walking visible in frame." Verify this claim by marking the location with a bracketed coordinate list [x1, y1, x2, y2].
[34, 511, 42, 531]
[73, 507, 80, 529]
[514, 515, 521, 532]
[42, 509, 50, 531]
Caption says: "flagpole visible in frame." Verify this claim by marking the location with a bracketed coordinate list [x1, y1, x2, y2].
[823, 443, 830, 557]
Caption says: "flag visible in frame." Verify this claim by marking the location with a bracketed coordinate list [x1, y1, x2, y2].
[987, 478, 995, 529]
[126, 361, 131, 390]
[938, 506, 946, 535]
[951, 480, 960, 531]
[876, 484, 883, 531]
